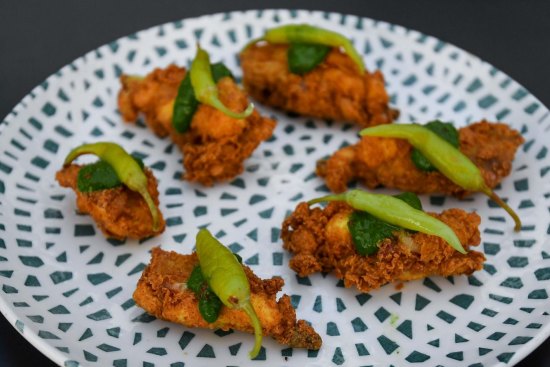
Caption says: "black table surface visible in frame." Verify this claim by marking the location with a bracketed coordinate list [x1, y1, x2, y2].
[1, 1, 549, 366]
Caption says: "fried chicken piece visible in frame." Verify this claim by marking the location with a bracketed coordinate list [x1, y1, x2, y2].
[133, 247, 322, 350]
[317, 120, 524, 195]
[56, 164, 165, 240]
[240, 43, 398, 127]
[118, 65, 276, 186]
[282, 202, 485, 293]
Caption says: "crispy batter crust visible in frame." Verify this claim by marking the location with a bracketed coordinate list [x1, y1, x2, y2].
[240, 43, 398, 127]
[281, 202, 485, 293]
[118, 65, 276, 186]
[56, 164, 165, 239]
[133, 248, 322, 350]
[317, 120, 524, 195]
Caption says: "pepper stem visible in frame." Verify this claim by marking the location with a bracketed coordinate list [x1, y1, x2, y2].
[207, 96, 254, 119]
[307, 193, 347, 206]
[63, 147, 97, 166]
[482, 188, 521, 232]
[242, 301, 263, 359]
[139, 188, 160, 232]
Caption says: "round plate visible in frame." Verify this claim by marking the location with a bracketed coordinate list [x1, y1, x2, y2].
[0, 9, 549, 367]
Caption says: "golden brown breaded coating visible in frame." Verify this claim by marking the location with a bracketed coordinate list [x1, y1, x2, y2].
[118, 65, 276, 186]
[56, 164, 165, 240]
[240, 43, 398, 127]
[317, 120, 524, 195]
[281, 202, 485, 293]
[133, 248, 322, 350]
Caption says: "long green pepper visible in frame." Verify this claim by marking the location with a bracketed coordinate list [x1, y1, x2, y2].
[360, 124, 522, 231]
[195, 229, 263, 359]
[172, 62, 236, 133]
[410, 120, 460, 171]
[63, 142, 160, 231]
[348, 192, 424, 255]
[190, 46, 254, 119]
[247, 24, 365, 74]
[309, 189, 466, 254]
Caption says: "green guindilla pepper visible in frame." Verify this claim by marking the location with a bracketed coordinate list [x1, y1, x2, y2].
[245, 24, 365, 74]
[411, 121, 459, 172]
[309, 189, 466, 254]
[64, 142, 160, 232]
[76, 156, 144, 192]
[348, 192, 424, 255]
[191, 46, 254, 119]
[187, 251, 245, 324]
[195, 228, 262, 359]
[172, 61, 235, 133]
[360, 124, 522, 231]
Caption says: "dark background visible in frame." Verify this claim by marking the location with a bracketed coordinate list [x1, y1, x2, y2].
[0, 1, 548, 366]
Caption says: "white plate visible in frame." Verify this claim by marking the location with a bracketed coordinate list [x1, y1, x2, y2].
[0, 9, 549, 367]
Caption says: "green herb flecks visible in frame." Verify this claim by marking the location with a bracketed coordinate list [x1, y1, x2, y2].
[76, 156, 144, 193]
[348, 192, 423, 256]
[210, 62, 235, 82]
[77, 161, 121, 192]
[172, 61, 237, 134]
[172, 73, 199, 133]
[411, 121, 459, 172]
[186, 248, 242, 324]
[348, 211, 398, 255]
[288, 43, 331, 75]
[187, 265, 223, 323]
[233, 253, 243, 264]
[393, 191, 423, 211]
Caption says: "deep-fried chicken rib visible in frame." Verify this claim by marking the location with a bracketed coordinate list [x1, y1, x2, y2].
[282, 202, 485, 293]
[118, 65, 276, 186]
[56, 164, 165, 239]
[240, 44, 398, 127]
[317, 120, 524, 195]
[133, 247, 322, 350]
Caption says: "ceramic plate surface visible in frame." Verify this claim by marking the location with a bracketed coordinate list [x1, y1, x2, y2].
[1, 9, 549, 367]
